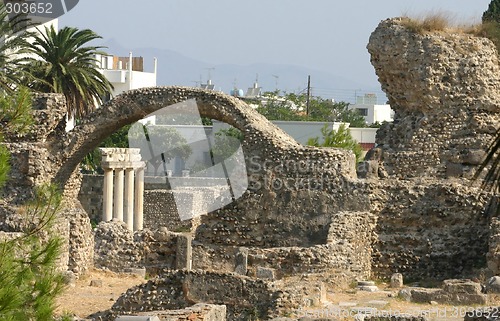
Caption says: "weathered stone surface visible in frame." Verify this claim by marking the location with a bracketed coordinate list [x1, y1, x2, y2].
[94, 220, 143, 271]
[370, 179, 491, 280]
[488, 216, 500, 275]
[390, 273, 403, 288]
[134, 303, 226, 321]
[365, 315, 428, 321]
[401, 279, 487, 305]
[364, 20, 499, 279]
[90, 279, 103, 287]
[193, 211, 376, 281]
[109, 270, 293, 321]
[256, 266, 275, 280]
[485, 276, 500, 294]
[234, 247, 248, 275]
[366, 20, 498, 282]
[367, 18, 500, 179]
[442, 279, 482, 294]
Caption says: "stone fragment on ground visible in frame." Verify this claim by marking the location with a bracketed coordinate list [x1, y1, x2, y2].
[398, 279, 487, 305]
[485, 276, 500, 294]
[358, 281, 379, 292]
[390, 273, 403, 288]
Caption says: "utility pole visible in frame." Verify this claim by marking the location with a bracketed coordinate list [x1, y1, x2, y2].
[306, 75, 311, 115]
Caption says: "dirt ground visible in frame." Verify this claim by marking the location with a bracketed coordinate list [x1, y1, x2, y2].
[55, 269, 146, 318]
[55, 269, 500, 320]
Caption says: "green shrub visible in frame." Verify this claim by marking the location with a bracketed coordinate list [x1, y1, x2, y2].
[307, 124, 363, 162]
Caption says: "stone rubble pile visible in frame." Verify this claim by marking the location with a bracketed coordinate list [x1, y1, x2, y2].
[93, 220, 143, 271]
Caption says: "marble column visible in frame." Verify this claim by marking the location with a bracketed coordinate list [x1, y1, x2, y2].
[113, 168, 124, 221]
[124, 168, 135, 231]
[103, 168, 114, 222]
[134, 167, 144, 231]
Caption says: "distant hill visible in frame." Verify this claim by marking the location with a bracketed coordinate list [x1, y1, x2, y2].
[102, 39, 387, 104]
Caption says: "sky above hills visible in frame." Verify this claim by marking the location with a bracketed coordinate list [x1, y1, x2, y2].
[59, 0, 491, 99]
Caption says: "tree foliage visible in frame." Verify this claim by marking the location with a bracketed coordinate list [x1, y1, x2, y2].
[256, 92, 366, 127]
[82, 124, 193, 175]
[138, 125, 192, 163]
[0, 4, 32, 93]
[211, 127, 244, 162]
[483, 0, 500, 23]
[0, 184, 66, 321]
[23, 26, 113, 119]
[480, 0, 500, 53]
[0, 89, 67, 320]
[0, 87, 33, 187]
[0, 86, 34, 136]
[307, 124, 363, 162]
[80, 124, 132, 174]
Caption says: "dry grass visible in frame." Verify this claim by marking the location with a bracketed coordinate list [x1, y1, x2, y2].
[400, 12, 453, 34]
[399, 11, 486, 35]
[469, 21, 500, 53]
[399, 11, 500, 54]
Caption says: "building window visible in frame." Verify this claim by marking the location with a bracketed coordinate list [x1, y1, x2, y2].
[356, 108, 368, 116]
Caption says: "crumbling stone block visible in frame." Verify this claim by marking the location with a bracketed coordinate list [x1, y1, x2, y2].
[390, 273, 403, 288]
[485, 276, 500, 294]
[234, 247, 248, 275]
[401, 279, 487, 306]
[176, 233, 192, 271]
[256, 266, 275, 280]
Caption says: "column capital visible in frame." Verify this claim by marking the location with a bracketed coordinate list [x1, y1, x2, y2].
[101, 161, 146, 170]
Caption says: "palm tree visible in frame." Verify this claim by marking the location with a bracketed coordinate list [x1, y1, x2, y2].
[0, 4, 31, 92]
[24, 25, 113, 119]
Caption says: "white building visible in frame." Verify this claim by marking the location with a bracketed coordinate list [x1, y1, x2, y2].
[95, 53, 157, 97]
[66, 53, 158, 131]
[348, 93, 394, 125]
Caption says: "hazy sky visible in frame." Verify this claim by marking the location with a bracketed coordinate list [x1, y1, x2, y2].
[59, 0, 491, 92]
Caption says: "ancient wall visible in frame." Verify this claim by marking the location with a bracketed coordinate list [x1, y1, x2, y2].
[369, 180, 491, 280]
[132, 304, 227, 321]
[367, 18, 500, 179]
[194, 176, 369, 248]
[365, 17, 500, 280]
[78, 154, 362, 248]
[193, 211, 376, 281]
[2, 85, 364, 279]
[93, 221, 194, 274]
[108, 270, 293, 321]
[78, 174, 102, 222]
[1, 94, 93, 275]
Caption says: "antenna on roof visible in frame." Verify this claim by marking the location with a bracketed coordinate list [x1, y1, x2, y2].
[272, 74, 279, 92]
[206, 67, 215, 85]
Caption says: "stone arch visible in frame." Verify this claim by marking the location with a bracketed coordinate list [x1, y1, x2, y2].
[55, 86, 305, 189]
[55, 87, 359, 248]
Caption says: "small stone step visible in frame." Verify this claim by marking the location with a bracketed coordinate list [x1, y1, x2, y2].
[358, 285, 379, 292]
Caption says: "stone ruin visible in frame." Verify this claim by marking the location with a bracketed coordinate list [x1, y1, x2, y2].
[0, 15, 499, 321]
[366, 18, 500, 280]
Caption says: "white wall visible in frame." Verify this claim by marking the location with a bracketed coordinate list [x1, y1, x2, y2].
[349, 103, 393, 125]
[213, 120, 378, 145]
[373, 104, 394, 124]
[103, 70, 156, 97]
[349, 128, 377, 143]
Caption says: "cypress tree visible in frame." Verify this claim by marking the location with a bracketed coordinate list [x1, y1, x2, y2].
[483, 0, 500, 23]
